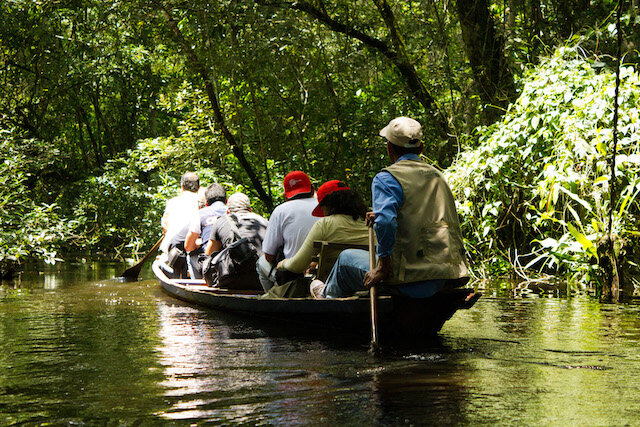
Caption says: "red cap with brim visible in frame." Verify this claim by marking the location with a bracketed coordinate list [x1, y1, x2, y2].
[283, 171, 312, 200]
[312, 180, 350, 217]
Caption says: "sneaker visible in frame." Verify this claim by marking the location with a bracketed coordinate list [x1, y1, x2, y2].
[310, 279, 326, 299]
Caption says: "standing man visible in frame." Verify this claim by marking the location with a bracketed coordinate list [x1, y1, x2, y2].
[322, 117, 469, 298]
[184, 183, 227, 278]
[256, 171, 319, 291]
[160, 172, 200, 277]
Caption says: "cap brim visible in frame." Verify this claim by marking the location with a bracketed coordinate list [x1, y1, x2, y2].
[311, 204, 324, 217]
[379, 125, 390, 141]
[285, 186, 312, 200]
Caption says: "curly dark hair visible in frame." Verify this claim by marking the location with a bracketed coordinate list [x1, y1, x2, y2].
[320, 189, 367, 220]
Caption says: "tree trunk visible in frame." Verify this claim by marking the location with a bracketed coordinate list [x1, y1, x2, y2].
[75, 116, 90, 166]
[76, 105, 103, 166]
[157, 3, 274, 211]
[91, 82, 115, 157]
[456, 0, 516, 122]
[506, 0, 517, 36]
[529, 0, 542, 62]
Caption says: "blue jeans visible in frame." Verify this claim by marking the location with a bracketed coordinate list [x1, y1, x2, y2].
[187, 252, 204, 279]
[323, 249, 370, 298]
[322, 249, 447, 299]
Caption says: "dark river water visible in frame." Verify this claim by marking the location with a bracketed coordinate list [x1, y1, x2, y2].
[1, 262, 639, 425]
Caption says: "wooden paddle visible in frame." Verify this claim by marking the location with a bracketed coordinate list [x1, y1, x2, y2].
[368, 226, 380, 352]
[119, 235, 164, 280]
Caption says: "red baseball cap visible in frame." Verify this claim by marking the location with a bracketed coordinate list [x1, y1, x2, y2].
[283, 171, 312, 200]
[312, 180, 350, 217]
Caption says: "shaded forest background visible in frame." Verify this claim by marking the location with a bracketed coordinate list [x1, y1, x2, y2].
[1, 0, 639, 297]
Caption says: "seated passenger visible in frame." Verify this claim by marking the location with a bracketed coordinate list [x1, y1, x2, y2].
[275, 180, 370, 297]
[257, 171, 319, 292]
[204, 192, 269, 289]
[159, 171, 200, 278]
[184, 183, 227, 279]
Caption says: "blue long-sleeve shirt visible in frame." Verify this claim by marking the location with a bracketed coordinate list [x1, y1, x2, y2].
[371, 153, 444, 298]
[372, 153, 419, 257]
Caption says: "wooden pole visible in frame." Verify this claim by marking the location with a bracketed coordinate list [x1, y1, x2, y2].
[368, 226, 380, 352]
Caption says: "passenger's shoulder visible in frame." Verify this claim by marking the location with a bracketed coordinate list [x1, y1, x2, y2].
[309, 216, 330, 231]
[165, 195, 180, 205]
[246, 211, 268, 223]
[320, 214, 351, 226]
[281, 196, 316, 210]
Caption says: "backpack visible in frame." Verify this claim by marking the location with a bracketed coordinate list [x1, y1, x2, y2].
[202, 214, 260, 289]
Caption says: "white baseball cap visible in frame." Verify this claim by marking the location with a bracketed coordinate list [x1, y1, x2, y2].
[379, 117, 423, 147]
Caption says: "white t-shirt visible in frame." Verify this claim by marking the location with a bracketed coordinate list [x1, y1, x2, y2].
[161, 191, 200, 253]
[261, 197, 319, 259]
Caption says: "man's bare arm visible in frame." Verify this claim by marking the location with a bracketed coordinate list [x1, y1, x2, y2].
[184, 231, 199, 252]
[205, 240, 223, 256]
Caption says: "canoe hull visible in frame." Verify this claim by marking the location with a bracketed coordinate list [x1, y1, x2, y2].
[153, 260, 479, 341]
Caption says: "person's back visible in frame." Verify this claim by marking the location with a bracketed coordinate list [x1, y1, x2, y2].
[263, 197, 318, 259]
[204, 192, 268, 290]
[212, 211, 268, 256]
[257, 171, 318, 291]
[184, 183, 228, 279]
[160, 172, 200, 278]
[383, 159, 467, 283]
[161, 192, 200, 252]
[188, 183, 228, 251]
[278, 213, 369, 275]
[161, 172, 201, 252]
[198, 203, 226, 245]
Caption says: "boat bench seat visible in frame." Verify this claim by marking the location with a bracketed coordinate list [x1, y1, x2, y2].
[311, 241, 369, 282]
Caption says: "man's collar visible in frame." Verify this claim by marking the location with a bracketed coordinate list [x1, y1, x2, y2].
[208, 201, 227, 216]
[395, 153, 421, 163]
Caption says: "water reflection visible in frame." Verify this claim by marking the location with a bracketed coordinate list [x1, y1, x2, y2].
[1, 265, 640, 424]
[371, 360, 472, 425]
[440, 296, 640, 425]
[153, 297, 479, 424]
[155, 301, 346, 423]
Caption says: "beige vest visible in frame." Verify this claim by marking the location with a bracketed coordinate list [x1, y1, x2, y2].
[383, 159, 469, 285]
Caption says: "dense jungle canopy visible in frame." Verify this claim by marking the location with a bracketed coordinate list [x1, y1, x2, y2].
[1, 1, 639, 298]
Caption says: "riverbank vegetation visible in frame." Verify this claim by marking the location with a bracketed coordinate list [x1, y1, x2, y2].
[447, 46, 639, 296]
[1, 1, 638, 297]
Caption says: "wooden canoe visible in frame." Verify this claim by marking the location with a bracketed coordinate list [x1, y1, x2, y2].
[152, 260, 480, 341]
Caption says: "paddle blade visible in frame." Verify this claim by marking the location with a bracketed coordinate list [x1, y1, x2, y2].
[118, 235, 164, 281]
[120, 264, 142, 281]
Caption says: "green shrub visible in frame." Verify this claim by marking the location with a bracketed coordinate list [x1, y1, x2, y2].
[0, 130, 70, 275]
[447, 46, 639, 290]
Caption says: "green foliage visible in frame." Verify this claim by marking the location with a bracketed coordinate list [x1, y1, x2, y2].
[447, 46, 640, 287]
[2, 0, 637, 285]
[0, 128, 71, 274]
[63, 82, 283, 254]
